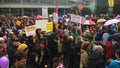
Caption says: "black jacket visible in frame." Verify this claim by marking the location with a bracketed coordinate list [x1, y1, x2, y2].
[88, 51, 105, 68]
[75, 41, 82, 60]
[36, 48, 51, 68]
[27, 52, 39, 68]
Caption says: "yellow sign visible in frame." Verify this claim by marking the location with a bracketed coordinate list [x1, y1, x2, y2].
[108, 0, 114, 7]
[46, 22, 53, 33]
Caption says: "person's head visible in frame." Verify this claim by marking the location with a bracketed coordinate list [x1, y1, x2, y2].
[18, 44, 28, 54]
[68, 36, 74, 42]
[85, 30, 90, 35]
[39, 41, 46, 50]
[81, 41, 91, 51]
[75, 35, 84, 44]
[36, 28, 41, 35]
[12, 30, 19, 38]
[92, 45, 103, 55]
[12, 38, 21, 46]
[0, 37, 4, 44]
[28, 52, 38, 63]
[14, 51, 27, 68]
[53, 57, 59, 64]
[93, 41, 100, 46]
[115, 49, 120, 58]
[108, 35, 112, 41]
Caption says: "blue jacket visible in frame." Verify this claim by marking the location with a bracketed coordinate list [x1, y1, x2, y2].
[109, 60, 120, 68]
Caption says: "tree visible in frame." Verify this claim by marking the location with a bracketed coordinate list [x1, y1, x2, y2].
[113, 1, 120, 15]
[81, 7, 92, 16]
[94, 5, 108, 16]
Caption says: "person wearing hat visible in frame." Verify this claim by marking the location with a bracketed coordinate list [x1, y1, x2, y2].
[106, 35, 114, 60]
[7, 38, 21, 68]
[18, 43, 28, 55]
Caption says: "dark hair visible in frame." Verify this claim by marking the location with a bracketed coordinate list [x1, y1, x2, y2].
[36, 28, 41, 35]
[28, 52, 38, 63]
[116, 49, 120, 58]
[14, 51, 26, 62]
[39, 41, 46, 46]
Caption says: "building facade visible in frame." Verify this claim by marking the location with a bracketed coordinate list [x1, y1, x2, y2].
[0, 0, 75, 15]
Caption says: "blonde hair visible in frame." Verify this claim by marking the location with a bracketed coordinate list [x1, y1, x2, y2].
[75, 35, 84, 44]
[0, 37, 4, 44]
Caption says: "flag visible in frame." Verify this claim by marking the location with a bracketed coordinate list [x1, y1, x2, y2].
[56, 2, 58, 14]
[108, 0, 114, 7]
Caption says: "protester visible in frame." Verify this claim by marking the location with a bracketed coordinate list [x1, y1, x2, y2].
[7, 38, 21, 68]
[106, 35, 114, 60]
[67, 36, 75, 68]
[0, 13, 120, 68]
[27, 52, 39, 68]
[11, 51, 27, 68]
[0, 43, 9, 68]
[18, 43, 28, 54]
[109, 49, 120, 68]
[88, 45, 105, 68]
[80, 41, 91, 68]
[75, 35, 84, 68]
[33, 28, 42, 51]
[36, 41, 51, 68]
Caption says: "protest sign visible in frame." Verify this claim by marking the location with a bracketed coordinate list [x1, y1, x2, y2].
[46, 22, 53, 33]
[71, 14, 82, 23]
[35, 20, 48, 31]
[25, 25, 36, 36]
[42, 7, 48, 18]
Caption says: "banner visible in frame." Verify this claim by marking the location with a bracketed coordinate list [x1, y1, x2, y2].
[53, 13, 58, 22]
[25, 25, 36, 36]
[55, 2, 58, 14]
[71, 14, 82, 23]
[42, 7, 48, 18]
[35, 20, 48, 31]
[46, 22, 53, 33]
[108, 0, 114, 7]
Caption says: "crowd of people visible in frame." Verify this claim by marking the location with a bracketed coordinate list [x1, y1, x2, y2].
[0, 14, 120, 68]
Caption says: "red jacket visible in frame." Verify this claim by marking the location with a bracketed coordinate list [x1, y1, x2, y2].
[106, 41, 114, 60]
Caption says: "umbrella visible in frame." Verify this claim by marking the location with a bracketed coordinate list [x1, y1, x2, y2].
[0, 15, 6, 18]
[115, 15, 120, 20]
[22, 16, 29, 18]
[97, 18, 106, 23]
[37, 15, 43, 20]
[104, 19, 120, 26]
[113, 33, 120, 42]
[81, 20, 96, 25]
